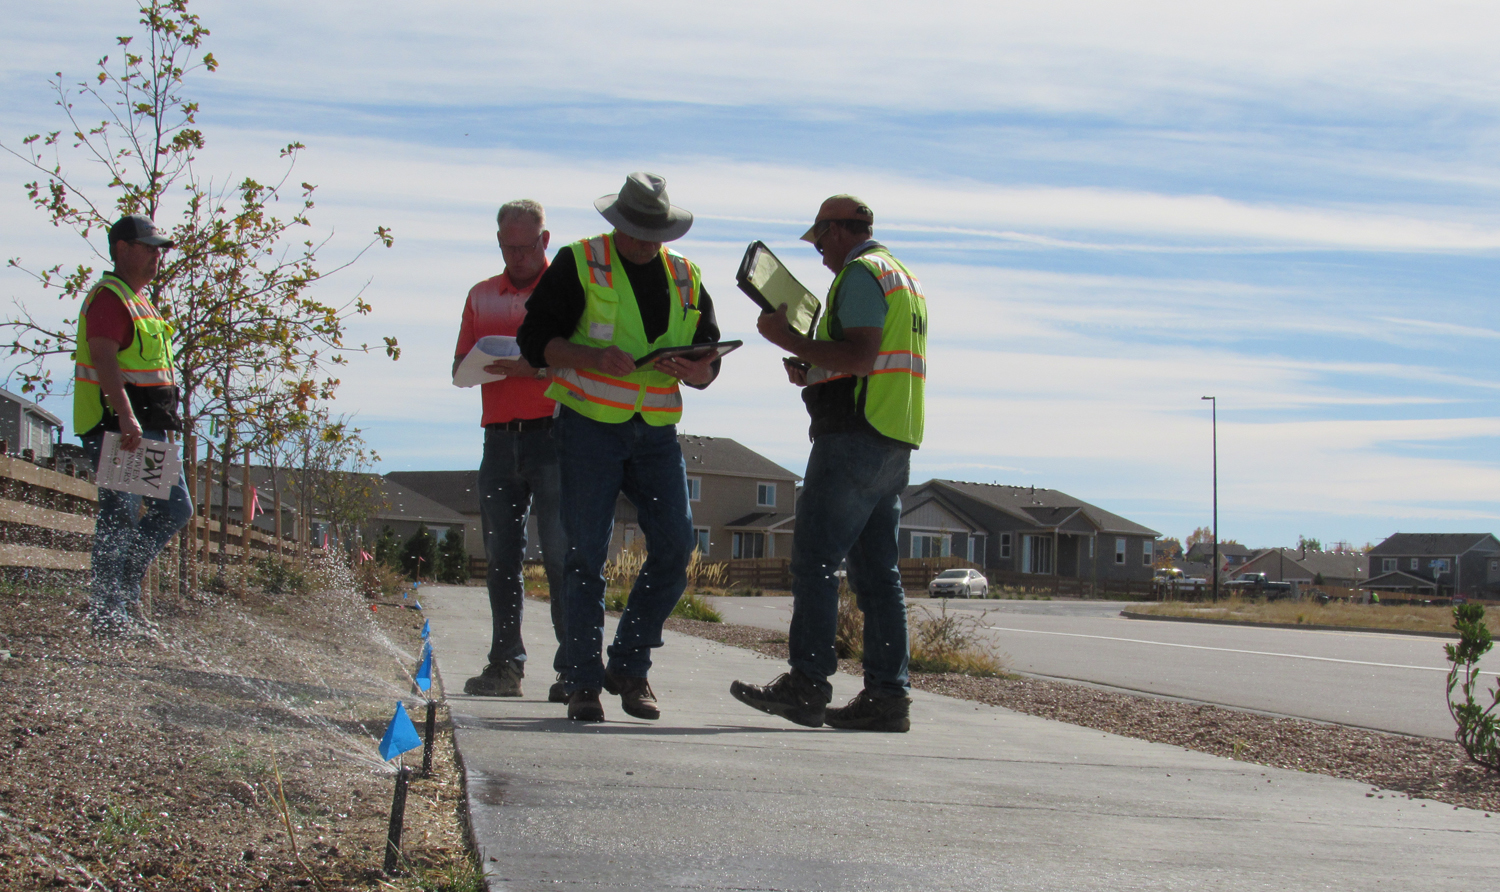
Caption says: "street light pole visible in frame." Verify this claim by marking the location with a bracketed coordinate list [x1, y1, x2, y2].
[1201, 395, 1218, 602]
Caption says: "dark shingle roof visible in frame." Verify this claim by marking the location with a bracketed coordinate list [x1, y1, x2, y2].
[385, 470, 481, 515]
[1368, 533, 1500, 557]
[925, 480, 1159, 537]
[371, 478, 467, 525]
[723, 511, 795, 530]
[678, 434, 800, 481]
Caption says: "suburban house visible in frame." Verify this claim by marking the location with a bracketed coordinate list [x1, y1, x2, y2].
[897, 480, 1160, 587]
[0, 388, 63, 460]
[389, 434, 801, 568]
[1229, 548, 1368, 588]
[1184, 541, 1255, 573]
[1363, 533, 1500, 598]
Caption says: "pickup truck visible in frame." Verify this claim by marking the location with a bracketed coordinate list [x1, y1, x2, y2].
[1227, 573, 1293, 596]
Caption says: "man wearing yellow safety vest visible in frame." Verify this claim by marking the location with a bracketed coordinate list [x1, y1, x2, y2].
[517, 173, 722, 722]
[73, 215, 193, 639]
[732, 195, 926, 732]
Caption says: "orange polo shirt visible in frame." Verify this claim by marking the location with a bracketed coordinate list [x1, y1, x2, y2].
[455, 268, 555, 425]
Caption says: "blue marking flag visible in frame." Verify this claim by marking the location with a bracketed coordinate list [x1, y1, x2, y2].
[378, 701, 422, 762]
[421, 619, 430, 639]
[415, 601, 423, 610]
[415, 642, 433, 692]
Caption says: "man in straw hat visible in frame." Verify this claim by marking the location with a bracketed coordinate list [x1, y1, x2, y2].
[731, 195, 927, 732]
[74, 214, 194, 639]
[517, 172, 723, 722]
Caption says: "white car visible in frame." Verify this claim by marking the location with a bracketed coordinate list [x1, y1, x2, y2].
[928, 568, 988, 599]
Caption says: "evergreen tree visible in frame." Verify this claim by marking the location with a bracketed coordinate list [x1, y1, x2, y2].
[374, 526, 399, 568]
[436, 528, 469, 584]
[400, 524, 436, 581]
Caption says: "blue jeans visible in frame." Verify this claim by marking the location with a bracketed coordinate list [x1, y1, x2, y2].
[556, 407, 693, 690]
[478, 423, 567, 674]
[788, 430, 912, 700]
[82, 430, 194, 615]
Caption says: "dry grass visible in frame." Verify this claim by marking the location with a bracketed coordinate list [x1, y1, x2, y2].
[1131, 595, 1498, 635]
[833, 584, 1008, 676]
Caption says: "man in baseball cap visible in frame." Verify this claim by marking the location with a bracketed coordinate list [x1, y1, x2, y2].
[74, 213, 191, 639]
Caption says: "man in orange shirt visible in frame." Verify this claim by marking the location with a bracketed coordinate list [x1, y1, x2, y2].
[452, 199, 567, 699]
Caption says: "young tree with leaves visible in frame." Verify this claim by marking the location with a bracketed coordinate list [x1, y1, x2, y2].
[2, 0, 398, 458]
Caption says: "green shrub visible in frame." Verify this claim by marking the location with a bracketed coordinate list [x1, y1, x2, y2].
[1446, 603, 1500, 773]
[374, 525, 400, 569]
[671, 590, 722, 622]
[251, 558, 308, 595]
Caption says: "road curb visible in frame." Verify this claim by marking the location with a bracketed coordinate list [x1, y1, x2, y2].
[1119, 609, 1459, 639]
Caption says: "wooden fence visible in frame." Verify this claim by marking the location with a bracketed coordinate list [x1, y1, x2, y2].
[0, 451, 302, 596]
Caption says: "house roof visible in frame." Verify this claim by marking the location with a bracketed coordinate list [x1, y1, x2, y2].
[1185, 542, 1254, 560]
[1235, 548, 1368, 582]
[370, 478, 467, 525]
[920, 480, 1160, 537]
[679, 434, 801, 482]
[1368, 533, 1500, 557]
[723, 511, 795, 531]
[385, 470, 481, 515]
[1362, 570, 1439, 591]
[0, 387, 65, 429]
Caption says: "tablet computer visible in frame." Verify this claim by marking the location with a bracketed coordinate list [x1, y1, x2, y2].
[736, 241, 821, 337]
[634, 340, 743, 369]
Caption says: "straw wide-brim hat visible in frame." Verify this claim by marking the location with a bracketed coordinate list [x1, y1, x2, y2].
[594, 172, 693, 242]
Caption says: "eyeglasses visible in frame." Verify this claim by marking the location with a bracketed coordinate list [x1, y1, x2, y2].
[500, 234, 544, 252]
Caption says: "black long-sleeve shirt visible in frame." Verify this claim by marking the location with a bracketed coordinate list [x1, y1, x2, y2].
[517, 245, 720, 388]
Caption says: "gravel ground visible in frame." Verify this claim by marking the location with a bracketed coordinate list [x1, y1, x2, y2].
[665, 615, 1500, 814]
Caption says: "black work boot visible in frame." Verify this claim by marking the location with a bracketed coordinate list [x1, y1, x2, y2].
[463, 663, 522, 697]
[548, 674, 569, 704]
[729, 669, 827, 727]
[824, 688, 911, 732]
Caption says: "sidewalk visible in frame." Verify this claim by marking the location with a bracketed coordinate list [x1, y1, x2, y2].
[422, 585, 1498, 891]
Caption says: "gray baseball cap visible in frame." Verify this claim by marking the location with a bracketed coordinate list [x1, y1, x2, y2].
[108, 214, 175, 249]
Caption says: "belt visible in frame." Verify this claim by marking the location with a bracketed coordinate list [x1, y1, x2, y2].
[487, 416, 554, 432]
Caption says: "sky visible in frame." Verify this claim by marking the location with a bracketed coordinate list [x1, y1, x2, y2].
[3, 0, 1499, 549]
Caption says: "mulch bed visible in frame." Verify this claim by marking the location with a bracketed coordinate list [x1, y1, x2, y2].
[665, 615, 1500, 814]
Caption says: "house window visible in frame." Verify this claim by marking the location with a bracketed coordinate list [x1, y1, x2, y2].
[693, 527, 710, 555]
[1021, 535, 1054, 574]
[1142, 540, 1154, 567]
[623, 527, 638, 549]
[686, 476, 702, 501]
[732, 532, 765, 559]
[1410, 558, 1419, 571]
[1492, 560, 1499, 572]
[912, 533, 950, 559]
[757, 482, 776, 507]
[1115, 538, 1127, 565]
[1382, 558, 1396, 573]
[1431, 558, 1451, 574]
[1000, 533, 1011, 559]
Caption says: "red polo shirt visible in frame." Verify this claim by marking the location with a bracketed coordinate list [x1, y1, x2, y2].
[455, 269, 555, 425]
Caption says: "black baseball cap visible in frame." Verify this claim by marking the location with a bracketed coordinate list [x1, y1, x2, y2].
[108, 214, 174, 249]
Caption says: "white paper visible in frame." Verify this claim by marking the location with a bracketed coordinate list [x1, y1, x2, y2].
[95, 432, 183, 498]
[453, 335, 522, 387]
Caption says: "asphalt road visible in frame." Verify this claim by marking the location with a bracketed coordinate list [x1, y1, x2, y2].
[706, 595, 1500, 738]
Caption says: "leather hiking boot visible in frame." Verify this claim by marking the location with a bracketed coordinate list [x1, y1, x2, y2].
[604, 670, 660, 720]
[567, 688, 605, 722]
[548, 675, 569, 704]
[729, 670, 827, 728]
[463, 663, 523, 697]
[824, 688, 911, 732]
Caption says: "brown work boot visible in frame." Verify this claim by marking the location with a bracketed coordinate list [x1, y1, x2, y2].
[729, 669, 827, 728]
[603, 670, 660, 720]
[548, 675, 569, 704]
[567, 688, 605, 722]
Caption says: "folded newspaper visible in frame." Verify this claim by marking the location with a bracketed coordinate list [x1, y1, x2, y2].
[95, 431, 183, 498]
[453, 335, 522, 387]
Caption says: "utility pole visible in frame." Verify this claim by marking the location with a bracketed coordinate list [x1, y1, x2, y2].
[1202, 396, 1218, 602]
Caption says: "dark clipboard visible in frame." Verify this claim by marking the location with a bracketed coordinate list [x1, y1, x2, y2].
[634, 340, 743, 369]
[736, 241, 822, 338]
